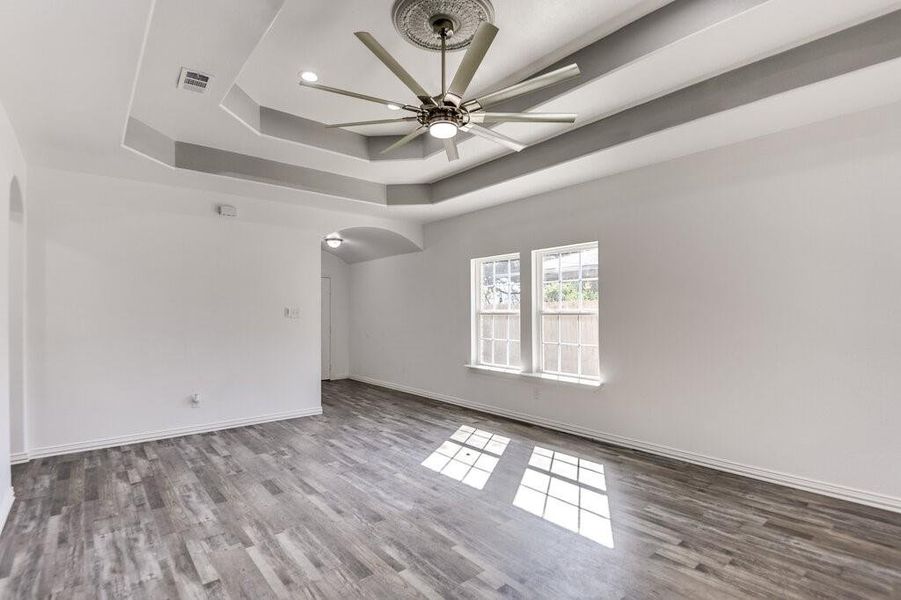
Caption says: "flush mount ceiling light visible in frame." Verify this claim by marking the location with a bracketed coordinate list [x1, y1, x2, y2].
[298, 0, 580, 162]
[300, 71, 319, 82]
[324, 233, 343, 248]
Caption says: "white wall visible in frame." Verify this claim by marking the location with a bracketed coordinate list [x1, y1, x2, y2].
[0, 98, 26, 528]
[321, 251, 350, 380]
[8, 194, 24, 459]
[350, 102, 901, 509]
[24, 167, 416, 456]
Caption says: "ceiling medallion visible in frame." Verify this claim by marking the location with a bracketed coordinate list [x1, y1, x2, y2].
[392, 0, 495, 51]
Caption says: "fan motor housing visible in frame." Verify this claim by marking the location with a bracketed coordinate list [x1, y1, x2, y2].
[419, 105, 469, 127]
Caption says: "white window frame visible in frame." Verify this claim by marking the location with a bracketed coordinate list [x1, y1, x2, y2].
[532, 241, 600, 382]
[471, 253, 522, 371]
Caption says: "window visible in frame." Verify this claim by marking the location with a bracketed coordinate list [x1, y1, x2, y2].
[472, 254, 521, 369]
[534, 242, 599, 380]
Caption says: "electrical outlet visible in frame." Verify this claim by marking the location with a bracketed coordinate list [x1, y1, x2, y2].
[190, 393, 201, 407]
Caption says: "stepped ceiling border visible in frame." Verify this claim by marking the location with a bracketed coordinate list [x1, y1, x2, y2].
[122, 0, 901, 208]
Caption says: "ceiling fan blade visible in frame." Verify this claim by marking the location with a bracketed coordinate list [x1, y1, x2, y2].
[469, 112, 577, 124]
[464, 124, 526, 152]
[463, 64, 581, 111]
[444, 138, 460, 161]
[355, 32, 435, 105]
[326, 117, 418, 128]
[299, 80, 414, 111]
[380, 127, 428, 154]
[445, 22, 499, 105]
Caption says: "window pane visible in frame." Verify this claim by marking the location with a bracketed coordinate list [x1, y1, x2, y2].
[579, 314, 598, 346]
[493, 340, 508, 366]
[482, 262, 494, 285]
[533, 244, 599, 378]
[581, 280, 599, 311]
[561, 252, 580, 281]
[542, 315, 558, 343]
[560, 315, 579, 344]
[510, 341, 521, 368]
[510, 315, 520, 342]
[581, 248, 598, 278]
[561, 281, 580, 310]
[543, 281, 561, 311]
[482, 285, 497, 310]
[543, 253, 559, 283]
[581, 346, 600, 378]
[480, 340, 492, 364]
[543, 343, 559, 372]
[480, 315, 492, 339]
[560, 345, 578, 375]
[476, 256, 521, 367]
[492, 315, 507, 340]
[497, 279, 510, 311]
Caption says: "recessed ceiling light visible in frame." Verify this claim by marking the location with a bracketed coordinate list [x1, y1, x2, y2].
[300, 71, 319, 82]
[386, 103, 402, 111]
[324, 233, 343, 248]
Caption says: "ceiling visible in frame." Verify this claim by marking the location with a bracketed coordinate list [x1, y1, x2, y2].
[2, 0, 901, 225]
[239, 0, 668, 136]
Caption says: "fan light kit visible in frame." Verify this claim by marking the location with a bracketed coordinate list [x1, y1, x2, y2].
[324, 233, 343, 249]
[298, 0, 580, 161]
[429, 118, 458, 139]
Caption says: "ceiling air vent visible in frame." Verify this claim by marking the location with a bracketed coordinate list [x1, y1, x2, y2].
[177, 67, 212, 93]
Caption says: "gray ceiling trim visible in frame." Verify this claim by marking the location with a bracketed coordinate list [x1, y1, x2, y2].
[222, 84, 429, 161]
[260, 107, 370, 159]
[123, 117, 176, 167]
[220, 0, 771, 163]
[174, 142, 391, 204]
[122, 116, 433, 204]
[412, 8, 901, 204]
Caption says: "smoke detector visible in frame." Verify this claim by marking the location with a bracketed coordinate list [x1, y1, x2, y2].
[177, 67, 212, 93]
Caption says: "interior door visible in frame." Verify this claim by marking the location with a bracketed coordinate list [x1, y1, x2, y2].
[321, 277, 331, 380]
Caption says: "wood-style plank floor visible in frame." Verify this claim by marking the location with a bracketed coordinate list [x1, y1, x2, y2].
[1, 380, 899, 599]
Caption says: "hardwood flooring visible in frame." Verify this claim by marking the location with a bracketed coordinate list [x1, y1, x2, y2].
[1, 379, 899, 599]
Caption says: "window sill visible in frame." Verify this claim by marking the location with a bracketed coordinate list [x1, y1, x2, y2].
[464, 364, 603, 389]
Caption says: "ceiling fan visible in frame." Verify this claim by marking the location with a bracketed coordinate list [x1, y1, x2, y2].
[298, 18, 581, 162]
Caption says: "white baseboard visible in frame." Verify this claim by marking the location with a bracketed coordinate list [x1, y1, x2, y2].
[14, 406, 323, 463]
[350, 375, 901, 514]
[0, 487, 14, 533]
[10, 452, 29, 465]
